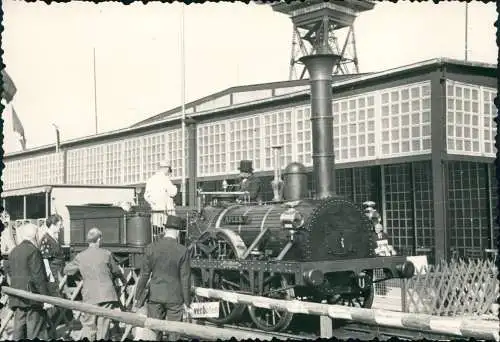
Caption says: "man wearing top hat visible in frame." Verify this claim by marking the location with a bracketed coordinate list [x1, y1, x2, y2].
[237, 160, 263, 204]
[144, 159, 178, 229]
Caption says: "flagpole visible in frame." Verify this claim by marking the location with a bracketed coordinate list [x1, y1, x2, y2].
[52, 123, 60, 153]
[181, 4, 187, 207]
[93, 47, 99, 134]
[464, 2, 468, 61]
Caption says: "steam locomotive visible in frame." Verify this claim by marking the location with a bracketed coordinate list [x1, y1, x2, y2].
[168, 53, 413, 331]
[0, 53, 415, 333]
[177, 175, 413, 331]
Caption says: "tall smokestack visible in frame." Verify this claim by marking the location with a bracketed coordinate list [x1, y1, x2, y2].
[300, 53, 340, 199]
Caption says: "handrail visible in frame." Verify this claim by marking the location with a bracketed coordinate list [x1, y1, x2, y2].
[0, 286, 275, 341]
[193, 287, 499, 341]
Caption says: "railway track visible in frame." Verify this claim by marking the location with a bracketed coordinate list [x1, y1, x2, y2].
[0, 309, 483, 341]
[341, 322, 465, 340]
[186, 318, 462, 341]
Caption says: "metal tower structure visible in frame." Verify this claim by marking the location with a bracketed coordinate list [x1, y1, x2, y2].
[271, 0, 376, 80]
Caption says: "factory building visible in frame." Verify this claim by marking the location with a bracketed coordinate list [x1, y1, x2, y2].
[1, 57, 497, 263]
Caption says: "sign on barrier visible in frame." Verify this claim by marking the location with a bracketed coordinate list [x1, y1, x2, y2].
[190, 302, 220, 318]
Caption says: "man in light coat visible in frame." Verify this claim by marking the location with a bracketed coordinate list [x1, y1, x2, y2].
[63, 227, 127, 341]
[144, 160, 178, 230]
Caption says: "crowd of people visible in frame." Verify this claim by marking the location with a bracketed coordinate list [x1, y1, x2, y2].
[0, 158, 393, 340]
[0, 159, 194, 341]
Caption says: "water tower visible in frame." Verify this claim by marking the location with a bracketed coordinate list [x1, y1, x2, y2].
[271, 0, 375, 80]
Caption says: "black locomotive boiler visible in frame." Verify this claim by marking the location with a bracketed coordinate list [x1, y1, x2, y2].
[177, 53, 415, 332]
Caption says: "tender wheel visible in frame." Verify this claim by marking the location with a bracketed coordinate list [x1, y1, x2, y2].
[248, 275, 294, 332]
[191, 232, 248, 325]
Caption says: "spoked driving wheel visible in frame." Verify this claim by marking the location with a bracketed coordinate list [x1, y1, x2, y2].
[248, 275, 295, 332]
[191, 231, 248, 325]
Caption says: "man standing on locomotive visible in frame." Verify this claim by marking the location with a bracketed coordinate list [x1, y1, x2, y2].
[144, 159, 178, 232]
[236, 160, 263, 204]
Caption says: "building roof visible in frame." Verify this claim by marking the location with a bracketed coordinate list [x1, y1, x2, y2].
[131, 73, 366, 128]
[3, 57, 496, 160]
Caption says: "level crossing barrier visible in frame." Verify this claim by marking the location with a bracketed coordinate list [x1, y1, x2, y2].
[1, 268, 498, 341]
[194, 287, 500, 341]
[0, 286, 275, 341]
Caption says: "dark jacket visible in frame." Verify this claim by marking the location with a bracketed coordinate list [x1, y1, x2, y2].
[135, 237, 191, 306]
[63, 245, 126, 305]
[39, 233, 65, 280]
[7, 240, 50, 309]
[239, 174, 263, 203]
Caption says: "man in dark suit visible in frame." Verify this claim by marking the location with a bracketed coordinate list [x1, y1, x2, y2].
[237, 160, 263, 203]
[134, 224, 192, 341]
[63, 227, 127, 341]
[7, 223, 52, 340]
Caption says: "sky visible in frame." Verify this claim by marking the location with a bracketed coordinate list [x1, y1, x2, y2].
[1, 0, 497, 154]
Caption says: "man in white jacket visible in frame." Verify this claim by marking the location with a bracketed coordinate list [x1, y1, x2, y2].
[144, 160, 178, 233]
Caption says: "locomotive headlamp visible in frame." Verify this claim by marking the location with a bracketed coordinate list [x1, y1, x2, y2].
[396, 260, 415, 279]
[279, 208, 305, 230]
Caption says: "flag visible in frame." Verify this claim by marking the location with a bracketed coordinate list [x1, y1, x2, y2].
[11, 106, 26, 150]
[2, 69, 17, 104]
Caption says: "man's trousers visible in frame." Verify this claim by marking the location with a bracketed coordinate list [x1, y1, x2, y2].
[12, 306, 49, 340]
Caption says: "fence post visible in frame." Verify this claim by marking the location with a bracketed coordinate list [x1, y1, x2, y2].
[401, 278, 408, 313]
[319, 316, 333, 338]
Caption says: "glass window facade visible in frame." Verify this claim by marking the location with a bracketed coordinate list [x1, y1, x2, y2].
[335, 168, 353, 200]
[165, 129, 186, 180]
[383, 163, 414, 255]
[3, 80, 438, 189]
[295, 106, 312, 166]
[67, 149, 86, 184]
[86, 146, 105, 185]
[105, 142, 123, 185]
[413, 161, 434, 261]
[482, 88, 497, 156]
[263, 110, 293, 170]
[447, 161, 490, 258]
[123, 138, 142, 184]
[446, 81, 496, 157]
[229, 116, 261, 173]
[2, 152, 64, 190]
[488, 163, 497, 251]
[197, 122, 227, 176]
[333, 94, 377, 162]
[142, 133, 166, 181]
[380, 82, 431, 156]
